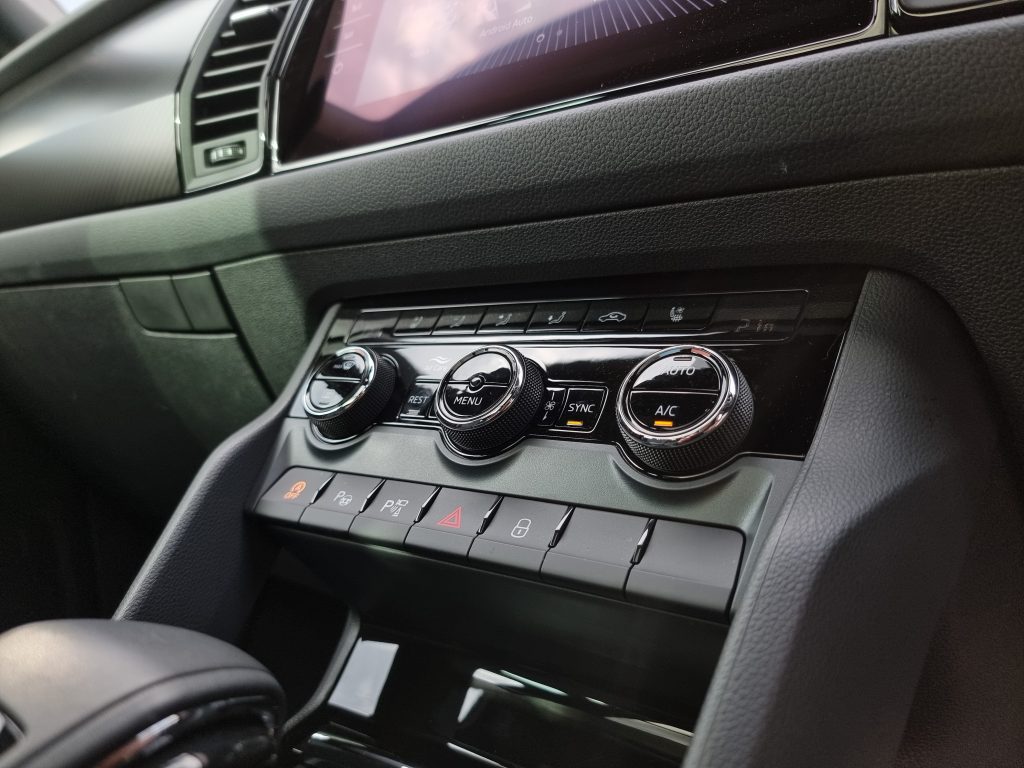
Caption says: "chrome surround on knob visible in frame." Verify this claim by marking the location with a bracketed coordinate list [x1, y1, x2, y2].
[304, 346, 396, 444]
[616, 345, 738, 449]
[303, 346, 377, 419]
[434, 346, 528, 432]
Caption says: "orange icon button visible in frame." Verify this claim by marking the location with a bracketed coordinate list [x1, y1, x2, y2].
[283, 480, 307, 500]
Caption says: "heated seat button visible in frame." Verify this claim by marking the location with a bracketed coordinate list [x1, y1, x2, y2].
[477, 304, 533, 333]
[394, 309, 441, 336]
[632, 355, 720, 392]
[441, 383, 508, 418]
[628, 391, 717, 431]
[399, 382, 438, 420]
[469, 497, 568, 574]
[582, 301, 647, 332]
[349, 313, 398, 341]
[542, 509, 650, 596]
[255, 468, 333, 524]
[626, 521, 744, 618]
[527, 302, 588, 333]
[644, 298, 717, 332]
[407, 488, 499, 557]
[300, 474, 383, 534]
[434, 307, 485, 334]
[557, 388, 606, 431]
[350, 480, 437, 545]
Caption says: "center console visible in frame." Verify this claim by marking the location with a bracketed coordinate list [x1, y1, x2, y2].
[243, 268, 862, 766]
[103, 261, 1008, 768]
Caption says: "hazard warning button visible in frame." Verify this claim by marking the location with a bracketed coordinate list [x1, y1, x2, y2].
[406, 487, 499, 557]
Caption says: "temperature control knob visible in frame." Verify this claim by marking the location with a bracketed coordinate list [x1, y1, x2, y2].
[304, 346, 396, 442]
[616, 346, 753, 475]
[435, 346, 545, 455]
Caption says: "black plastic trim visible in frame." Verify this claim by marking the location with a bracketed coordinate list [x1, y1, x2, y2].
[113, 307, 340, 639]
[685, 271, 1010, 767]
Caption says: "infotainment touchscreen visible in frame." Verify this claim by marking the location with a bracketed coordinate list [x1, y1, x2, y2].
[275, 0, 878, 166]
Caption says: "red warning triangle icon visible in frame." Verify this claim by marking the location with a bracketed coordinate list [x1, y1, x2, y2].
[437, 506, 462, 529]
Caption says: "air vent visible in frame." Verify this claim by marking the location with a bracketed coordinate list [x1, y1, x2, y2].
[179, 0, 295, 191]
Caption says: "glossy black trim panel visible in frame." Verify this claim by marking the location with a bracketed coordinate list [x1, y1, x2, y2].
[295, 272, 861, 477]
[295, 629, 692, 768]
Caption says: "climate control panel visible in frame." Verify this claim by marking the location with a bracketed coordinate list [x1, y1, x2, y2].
[292, 275, 861, 478]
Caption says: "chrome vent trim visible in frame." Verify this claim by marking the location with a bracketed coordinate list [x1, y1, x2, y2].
[177, 0, 295, 192]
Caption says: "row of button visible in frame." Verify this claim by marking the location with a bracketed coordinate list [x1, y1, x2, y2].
[256, 468, 744, 617]
[399, 381, 607, 432]
[347, 292, 804, 340]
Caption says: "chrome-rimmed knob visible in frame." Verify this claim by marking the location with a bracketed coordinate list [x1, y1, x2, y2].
[616, 345, 753, 475]
[435, 345, 545, 455]
[304, 346, 396, 442]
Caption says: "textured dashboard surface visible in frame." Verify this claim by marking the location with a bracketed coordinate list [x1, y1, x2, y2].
[685, 271, 1011, 767]
[0, 0, 216, 232]
[1, 15, 1024, 271]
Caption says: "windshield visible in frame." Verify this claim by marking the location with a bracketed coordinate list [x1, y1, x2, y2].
[0, 0, 89, 57]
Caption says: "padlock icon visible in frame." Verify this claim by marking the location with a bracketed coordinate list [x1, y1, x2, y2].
[511, 518, 532, 539]
[283, 480, 307, 501]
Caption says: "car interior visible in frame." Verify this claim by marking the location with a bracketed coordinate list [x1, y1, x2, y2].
[0, 0, 1022, 766]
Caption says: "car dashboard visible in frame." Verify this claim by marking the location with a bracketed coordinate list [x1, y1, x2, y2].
[0, 0, 1022, 767]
